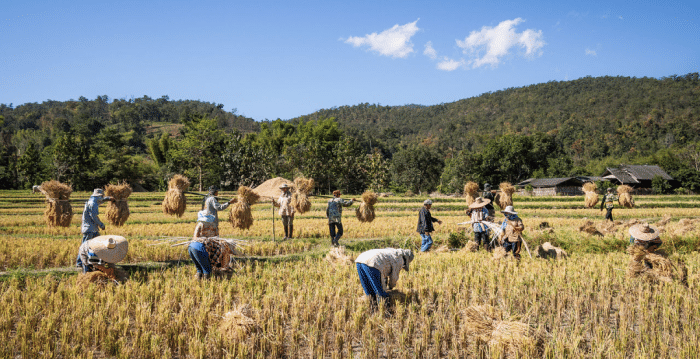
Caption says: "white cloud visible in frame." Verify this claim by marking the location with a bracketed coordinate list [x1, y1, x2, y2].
[456, 18, 545, 68]
[585, 48, 597, 56]
[344, 20, 420, 58]
[437, 57, 466, 71]
[424, 41, 437, 59]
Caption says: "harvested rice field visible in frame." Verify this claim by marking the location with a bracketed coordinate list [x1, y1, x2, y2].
[1, 190, 700, 358]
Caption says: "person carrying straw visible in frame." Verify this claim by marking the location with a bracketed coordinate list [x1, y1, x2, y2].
[355, 248, 414, 309]
[199, 185, 236, 237]
[500, 205, 524, 259]
[76, 189, 114, 268]
[482, 183, 496, 217]
[326, 190, 355, 246]
[77, 235, 128, 273]
[629, 223, 662, 252]
[600, 187, 618, 221]
[417, 199, 442, 252]
[467, 197, 492, 251]
[272, 183, 295, 239]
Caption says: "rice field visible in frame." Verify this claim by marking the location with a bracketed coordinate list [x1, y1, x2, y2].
[1, 190, 700, 358]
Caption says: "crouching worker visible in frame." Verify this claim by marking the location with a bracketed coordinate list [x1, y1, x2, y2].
[188, 211, 234, 280]
[500, 206, 524, 259]
[78, 235, 128, 274]
[355, 248, 414, 308]
[629, 223, 662, 252]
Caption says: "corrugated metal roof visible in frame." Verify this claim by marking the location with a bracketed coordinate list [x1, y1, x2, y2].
[517, 177, 583, 188]
[602, 165, 673, 184]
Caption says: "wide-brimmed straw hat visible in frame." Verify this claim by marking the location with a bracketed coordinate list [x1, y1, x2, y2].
[629, 223, 660, 241]
[500, 205, 517, 215]
[469, 197, 491, 209]
[88, 235, 128, 264]
[279, 183, 290, 189]
[91, 188, 104, 197]
[401, 249, 414, 271]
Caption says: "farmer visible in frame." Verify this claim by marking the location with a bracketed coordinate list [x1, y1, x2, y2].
[482, 183, 496, 217]
[467, 197, 491, 250]
[77, 235, 128, 273]
[417, 199, 442, 252]
[188, 235, 234, 280]
[500, 205, 524, 259]
[355, 248, 414, 307]
[629, 223, 662, 252]
[198, 185, 236, 237]
[326, 190, 355, 246]
[600, 187, 618, 221]
[272, 183, 295, 239]
[76, 188, 114, 268]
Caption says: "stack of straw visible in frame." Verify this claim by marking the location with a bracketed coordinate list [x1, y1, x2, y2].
[76, 265, 127, 289]
[162, 175, 190, 217]
[617, 185, 635, 208]
[105, 182, 132, 226]
[464, 181, 479, 206]
[582, 182, 598, 208]
[535, 242, 568, 260]
[355, 191, 378, 223]
[325, 246, 354, 265]
[627, 246, 687, 285]
[578, 220, 603, 236]
[39, 180, 73, 227]
[464, 240, 479, 252]
[496, 182, 516, 209]
[461, 305, 545, 357]
[292, 177, 314, 214]
[219, 304, 258, 340]
[229, 186, 260, 230]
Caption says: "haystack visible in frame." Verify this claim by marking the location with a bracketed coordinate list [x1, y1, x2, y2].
[535, 242, 567, 260]
[671, 218, 697, 237]
[219, 304, 258, 340]
[355, 191, 378, 223]
[464, 240, 479, 252]
[582, 182, 598, 208]
[39, 180, 73, 227]
[252, 177, 294, 199]
[292, 177, 314, 214]
[497, 182, 516, 209]
[75, 265, 127, 289]
[626, 246, 687, 285]
[325, 246, 354, 265]
[162, 175, 190, 217]
[492, 247, 508, 260]
[461, 305, 545, 357]
[229, 186, 260, 230]
[578, 221, 603, 236]
[105, 183, 132, 226]
[464, 181, 479, 206]
[617, 185, 635, 208]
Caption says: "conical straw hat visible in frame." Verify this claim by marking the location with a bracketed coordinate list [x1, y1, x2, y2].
[88, 235, 128, 263]
[628, 223, 659, 241]
[469, 197, 491, 209]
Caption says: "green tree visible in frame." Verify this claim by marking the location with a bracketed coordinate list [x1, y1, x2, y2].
[391, 145, 444, 194]
[220, 132, 274, 189]
[651, 174, 672, 194]
[17, 143, 45, 188]
[169, 115, 225, 191]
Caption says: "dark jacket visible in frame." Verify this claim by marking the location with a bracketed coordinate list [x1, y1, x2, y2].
[416, 207, 439, 234]
[482, 190, 495, 214]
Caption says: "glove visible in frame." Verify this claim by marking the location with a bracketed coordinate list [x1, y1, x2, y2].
[100, 224, 106, 230]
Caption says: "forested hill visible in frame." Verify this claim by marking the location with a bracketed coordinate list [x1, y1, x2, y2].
[295, 73, 700, 159]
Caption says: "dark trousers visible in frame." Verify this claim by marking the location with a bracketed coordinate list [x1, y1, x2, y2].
[76, 231, 99, 267]
[329, 222, 343, 245]
[281, 215, 294, 238]
[474, 231, 489, 250]
[605, 207, 614, 221]
[356, 263, 388, 299]
[188, 242, 212, 275]
[503, 240, 522, 259]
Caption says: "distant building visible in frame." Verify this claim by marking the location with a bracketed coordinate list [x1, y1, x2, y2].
[601, 164, 674, 188]
[517, 177, 584, 196]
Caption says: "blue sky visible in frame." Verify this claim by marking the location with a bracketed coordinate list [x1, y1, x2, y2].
[2, 0, 698, 121]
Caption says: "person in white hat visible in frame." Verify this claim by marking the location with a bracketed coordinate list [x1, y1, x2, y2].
[629, 223, 662, 252]
[77, 235, 128, 273]
[355, 248, 414, 308]
[76, 188, 114, 268]
[272, 183, 295, 239]
[417, 199, 442, 252]
[195, 185, 236, 238]
[467, 197, 492, 250]
[499, 205, 524, 259]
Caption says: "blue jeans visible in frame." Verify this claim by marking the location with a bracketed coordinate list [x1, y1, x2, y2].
[357, 263, 389, 299]
[188, 242, 212, 275]
[503, 240, 521, 258]
[420, 233, 433, 252]
[76, 231, 99, 267]
[329, 222, 343, 244]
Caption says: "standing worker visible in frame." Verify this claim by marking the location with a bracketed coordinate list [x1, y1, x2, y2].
[600, 187, 618, 221]
[198, 185, 236, 237]
[482, 183, 496, 218]
[500, 205, 524, 259]
[76, 189, 113, 268]
[355, 248, 414, 308]
[467, 197, 491, 250]
[326, 190, 355, 246]
[272, 183, 295, 239]
[417, 199, 442, 252]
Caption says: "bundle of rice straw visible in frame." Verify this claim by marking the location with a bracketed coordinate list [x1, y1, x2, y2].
[39, 180, 73, 227]
[229, 186, 260, 230]
[325, 246, 354, 265]
[617, 185, 635, 208]
[492, 246, 508, 260]
[292, 177, 314, 214]
[219, 304, 258, 340]
[582, 182, 598, 208]
[75, 265, 127, 289]
[497, 182, 516, 209]
[355, 191, 378, 223]
[626, 246, 687, 285]
[535, 242, 568, 260]
[671, 218, 697, 237]
[105, 183, 132, 226]
[252, 177, 294, 198]
[464, 240, 479, 252]
[578, 221, 603, 236]
[464, 181, 479, 206]
[433, 245, 450, 253]
[461, 305, 545, 357]
[162, 175, 190, 217]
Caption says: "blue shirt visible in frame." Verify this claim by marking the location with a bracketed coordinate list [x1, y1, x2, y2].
[471, 207, 489, 232]
[81, 196, 105, 234]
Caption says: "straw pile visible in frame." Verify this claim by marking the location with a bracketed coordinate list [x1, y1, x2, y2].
[627, 246, 687, 285]
[325, 246, 354, 265]
[464, 240, 479, 252]
[492, 246, 508, 260]
[535, 242, 567, 260]
[582, 182, 598, 208]
[105, 183, 132, 226]
[229, 186, 260, 230]
[219, 304, 258, 340]
[355, 191, 378, 223]
[162, 175, 190, 217]
[292, 177, 314, 214]
[464, 181, 479, 206]
[497, 182, 516, 209]
[617, 185, 635, 208]
[461, 305, 545, 357]
[433, 245, 450, 253]
[670, 218, 698, 237]
[578, 221, 603, 236]
[75, 265, 127, 289]
[39, 180, 73, 227]
[252, 177, 293, 198]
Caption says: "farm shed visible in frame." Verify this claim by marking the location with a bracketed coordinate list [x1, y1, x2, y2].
[601, 165, 675, 189]
[517, 177, 584, 196]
